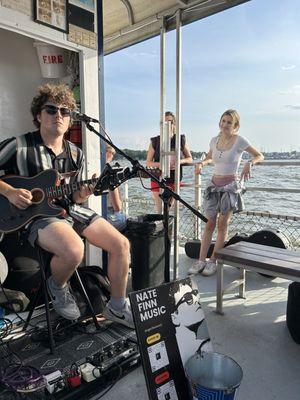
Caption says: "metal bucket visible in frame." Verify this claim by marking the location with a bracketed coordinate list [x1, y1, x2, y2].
[185, 352, 243, 400]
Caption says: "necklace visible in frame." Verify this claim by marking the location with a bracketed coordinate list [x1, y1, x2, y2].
[217, 135, 236, 158]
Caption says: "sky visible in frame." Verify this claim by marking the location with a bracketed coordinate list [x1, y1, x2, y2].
[104, 0, 300, 152]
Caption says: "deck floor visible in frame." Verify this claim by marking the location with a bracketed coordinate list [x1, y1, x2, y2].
[101, 247, 300, 400]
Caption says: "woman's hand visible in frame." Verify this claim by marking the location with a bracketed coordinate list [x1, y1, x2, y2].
[241, 162, 252, 181]
[195, 162, 204, 175]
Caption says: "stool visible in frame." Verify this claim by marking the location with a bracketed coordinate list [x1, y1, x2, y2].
[23, 245, 101, 354]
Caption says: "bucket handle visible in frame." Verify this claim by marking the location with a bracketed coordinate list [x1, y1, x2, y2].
[196, 338, 211, 357]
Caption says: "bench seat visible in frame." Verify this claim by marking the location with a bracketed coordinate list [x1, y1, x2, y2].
[214, 241, 300, 314]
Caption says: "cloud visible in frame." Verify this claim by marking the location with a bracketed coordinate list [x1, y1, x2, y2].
[281, 65, 296, 71]
[279, 84, 300, 95]
[284, 104, 300, 110]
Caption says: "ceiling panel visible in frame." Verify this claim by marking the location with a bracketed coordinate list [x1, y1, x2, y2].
[103, 0, 251, 54]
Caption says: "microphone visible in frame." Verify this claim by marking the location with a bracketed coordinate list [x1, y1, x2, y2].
[71, 111, 99, 123]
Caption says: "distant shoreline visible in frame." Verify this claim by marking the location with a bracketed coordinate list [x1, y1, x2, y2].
[114, 149, 300, 161]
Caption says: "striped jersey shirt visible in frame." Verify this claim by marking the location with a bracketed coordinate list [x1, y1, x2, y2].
[0, 130, 83, 179]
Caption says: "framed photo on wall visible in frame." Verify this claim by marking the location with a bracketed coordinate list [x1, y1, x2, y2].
[34, 0, 69, 33]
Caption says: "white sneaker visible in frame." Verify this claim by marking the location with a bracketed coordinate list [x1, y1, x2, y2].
[102, 300, 134, 329]
[201, 260, 217, 276]
[188, 260, 206, 275]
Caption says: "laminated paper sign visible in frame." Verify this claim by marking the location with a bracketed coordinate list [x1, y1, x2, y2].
[129, 277, 212, 400]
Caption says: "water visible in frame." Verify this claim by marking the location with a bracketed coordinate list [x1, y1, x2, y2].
[117, 160, 300, 217]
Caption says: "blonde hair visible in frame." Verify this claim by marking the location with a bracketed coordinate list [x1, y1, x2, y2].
[219, 109, 240, 131]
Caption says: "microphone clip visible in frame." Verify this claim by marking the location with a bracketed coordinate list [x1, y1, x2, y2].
[72, 111, 99, 124]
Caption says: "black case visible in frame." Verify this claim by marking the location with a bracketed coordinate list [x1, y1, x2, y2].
[286, 282, 300, 344]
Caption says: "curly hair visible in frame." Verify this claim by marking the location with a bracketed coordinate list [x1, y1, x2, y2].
[31, 83, 77, 128]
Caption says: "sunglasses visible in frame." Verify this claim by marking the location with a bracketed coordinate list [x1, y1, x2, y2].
[175, 289, 198, 310]
[42, 104, 71, 117]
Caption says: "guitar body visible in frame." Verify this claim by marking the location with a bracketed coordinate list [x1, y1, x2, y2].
[0, 169, 64, 233]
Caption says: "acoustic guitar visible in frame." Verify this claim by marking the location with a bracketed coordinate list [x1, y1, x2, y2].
[0, 169, 100, 234]
[0, 166, 162, 234]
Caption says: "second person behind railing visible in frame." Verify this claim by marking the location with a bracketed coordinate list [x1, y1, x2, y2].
[146, 111, 193, 213]
[105, 145, 127, 232]
[189, 109, 264, 277]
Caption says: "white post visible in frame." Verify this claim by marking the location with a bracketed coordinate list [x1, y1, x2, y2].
[194, 168, 202, 240]
[173, 9, 182, 280]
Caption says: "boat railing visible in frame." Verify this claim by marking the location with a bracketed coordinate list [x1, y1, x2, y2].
[122, 160, 300, 250]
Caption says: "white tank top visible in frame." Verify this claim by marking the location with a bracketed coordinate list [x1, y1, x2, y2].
[210, 135, 250, 175]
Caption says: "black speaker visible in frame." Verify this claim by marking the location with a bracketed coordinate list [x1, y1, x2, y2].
[125, 215, 173, 290]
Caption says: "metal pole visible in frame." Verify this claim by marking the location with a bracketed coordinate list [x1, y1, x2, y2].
[97, 0, 108, 272]
[194, 169, 202, 240]
[160, 18, 166, 212]
[173, 9, 182, 280]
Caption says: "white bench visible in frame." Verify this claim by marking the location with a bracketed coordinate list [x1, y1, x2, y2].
[214, 241, 300, 314]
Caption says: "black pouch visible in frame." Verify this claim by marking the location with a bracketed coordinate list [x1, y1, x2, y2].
[70, 266, 111, 316]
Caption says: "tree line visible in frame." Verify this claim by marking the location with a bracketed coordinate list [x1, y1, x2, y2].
[114, 149, 205, 160]
[114, 149, 300, 161]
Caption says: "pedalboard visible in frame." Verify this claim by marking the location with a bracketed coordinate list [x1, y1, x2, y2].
[42, 337, 140, 399]
[88, 338, 139, 372]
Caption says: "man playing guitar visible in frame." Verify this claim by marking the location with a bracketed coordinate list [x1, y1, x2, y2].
[0, 83, 134, 328]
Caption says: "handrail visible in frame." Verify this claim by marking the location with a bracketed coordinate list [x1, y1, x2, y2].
[240, 210, 300, 222]
[121, 161, 300, 235]
[246, 187, 300, 193]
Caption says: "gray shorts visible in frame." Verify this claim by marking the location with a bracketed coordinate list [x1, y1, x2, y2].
[27, 205, 100, 247]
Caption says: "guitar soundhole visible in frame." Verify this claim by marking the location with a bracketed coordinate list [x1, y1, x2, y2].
[31, 188, 45, 204]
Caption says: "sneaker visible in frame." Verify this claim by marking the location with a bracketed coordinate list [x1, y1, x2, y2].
[102, 300, 134, 329]
[201, 260, 217, 276]
[188, 260, 206, 275]
[47, 276, 80, 320]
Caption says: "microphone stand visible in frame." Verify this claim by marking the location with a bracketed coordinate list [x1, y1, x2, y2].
[81, 116, 207, 283]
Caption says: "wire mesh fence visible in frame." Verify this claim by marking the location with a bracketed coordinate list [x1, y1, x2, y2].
[124, 197, 300, 250]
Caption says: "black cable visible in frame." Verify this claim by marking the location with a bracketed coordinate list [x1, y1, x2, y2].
[126, 337, 138, 345]
[75, 319, 110, 335]
[138, 174, 153, 191]
[95, 363, 123, 399]
[0, 318, 13, 339]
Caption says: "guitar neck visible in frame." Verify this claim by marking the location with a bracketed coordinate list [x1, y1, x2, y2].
[44, 166, 161, 199]
[45, 177, 97, 199]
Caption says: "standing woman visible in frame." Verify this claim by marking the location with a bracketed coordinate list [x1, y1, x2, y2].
[146, 111, 193, 213]
[189, 109, 264, 276]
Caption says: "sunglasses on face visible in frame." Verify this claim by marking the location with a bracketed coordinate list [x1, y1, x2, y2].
[42, 104, 71, 117]
[175, 289, 198, 310]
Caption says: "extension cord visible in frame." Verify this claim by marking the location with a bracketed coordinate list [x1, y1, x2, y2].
[80, 363, 101, 382]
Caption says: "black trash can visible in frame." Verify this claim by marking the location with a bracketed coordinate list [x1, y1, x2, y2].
[125, 214, 173, 290]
